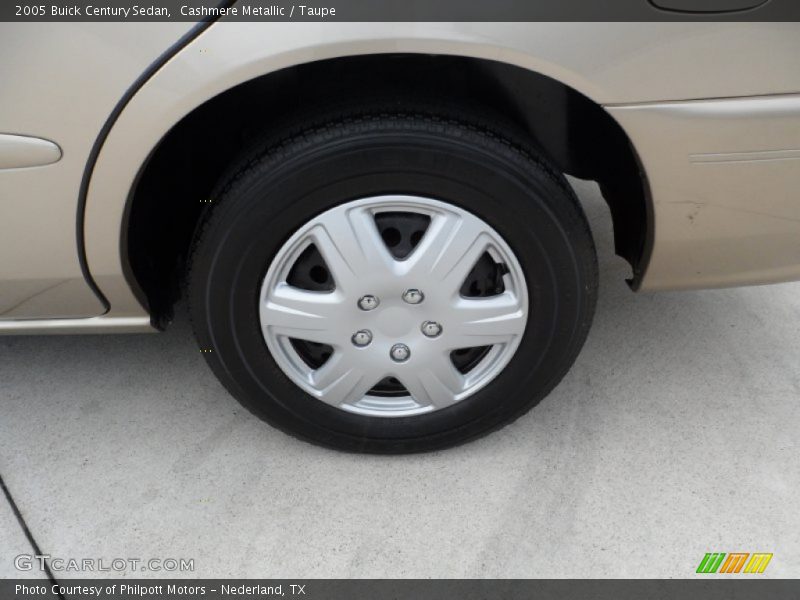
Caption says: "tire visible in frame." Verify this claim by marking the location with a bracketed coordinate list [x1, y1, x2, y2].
[187, 106, 597, 453]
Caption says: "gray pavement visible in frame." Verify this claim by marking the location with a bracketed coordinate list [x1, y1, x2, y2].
[0, 179, 798, 578]
[0, 483, 41, 579]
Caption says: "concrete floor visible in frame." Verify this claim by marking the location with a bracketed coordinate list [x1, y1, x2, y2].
[0, 179, 798, 579]
[0, 484, 41, 579]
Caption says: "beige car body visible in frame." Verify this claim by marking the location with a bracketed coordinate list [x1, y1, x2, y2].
[1, 21, 799, 333]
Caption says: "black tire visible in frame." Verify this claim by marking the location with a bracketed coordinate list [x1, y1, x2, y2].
[187, 106, 597, 453]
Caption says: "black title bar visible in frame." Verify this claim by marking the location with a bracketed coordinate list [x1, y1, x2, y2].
[4, 0, 800, 22]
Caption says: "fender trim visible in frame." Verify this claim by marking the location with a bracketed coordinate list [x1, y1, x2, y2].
[75, 6, 232, 313]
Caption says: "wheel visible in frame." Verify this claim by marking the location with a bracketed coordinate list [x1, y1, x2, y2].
[188, 106, 597, 453]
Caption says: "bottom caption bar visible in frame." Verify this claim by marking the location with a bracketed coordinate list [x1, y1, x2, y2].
[3, 580, 800, 599]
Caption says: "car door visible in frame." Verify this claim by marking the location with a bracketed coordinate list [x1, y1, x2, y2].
[0, 22, 197, 320]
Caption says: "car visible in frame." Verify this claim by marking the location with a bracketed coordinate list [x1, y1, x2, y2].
[2, 17, 799, 453]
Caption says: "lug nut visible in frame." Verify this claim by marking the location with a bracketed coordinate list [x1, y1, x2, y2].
[351, 330, 373, 347]
[421, 321, 443, 338]
[390, 343, 411, 362]
[358, 295, 379, 311]
[402, 289, 424, 305]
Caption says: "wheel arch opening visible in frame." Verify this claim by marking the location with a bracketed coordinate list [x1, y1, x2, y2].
[125, 53, 651, 327]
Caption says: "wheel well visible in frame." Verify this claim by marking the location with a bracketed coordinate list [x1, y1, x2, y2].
[126, 54, 650, 327]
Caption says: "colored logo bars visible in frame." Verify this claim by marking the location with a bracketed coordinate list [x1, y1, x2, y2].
[696, 553, 773, 574]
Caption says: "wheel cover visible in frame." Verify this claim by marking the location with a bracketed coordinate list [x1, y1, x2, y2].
[259, 195, 529, 417]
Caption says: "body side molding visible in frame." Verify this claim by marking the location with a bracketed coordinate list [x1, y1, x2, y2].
[0, 134, 62, 169]
[0, 315, 154, 335]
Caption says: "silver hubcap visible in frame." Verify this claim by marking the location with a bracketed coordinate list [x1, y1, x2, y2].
[259, 195, 529, 417]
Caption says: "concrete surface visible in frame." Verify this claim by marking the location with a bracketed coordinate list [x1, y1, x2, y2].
[0, 482, 41, 579]
[0, 179, 798, 579]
